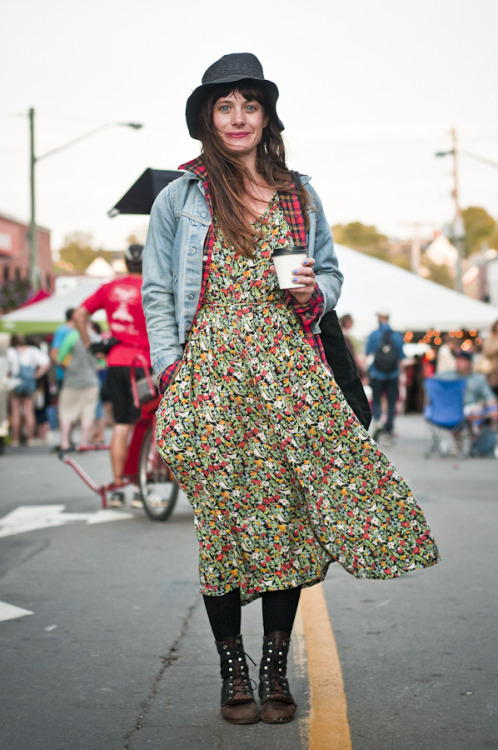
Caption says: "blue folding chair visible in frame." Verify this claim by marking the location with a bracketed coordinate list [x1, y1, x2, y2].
[423, 377, 471, 458]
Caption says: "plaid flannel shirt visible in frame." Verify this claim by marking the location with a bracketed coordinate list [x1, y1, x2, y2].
[159, 157, 327, 394]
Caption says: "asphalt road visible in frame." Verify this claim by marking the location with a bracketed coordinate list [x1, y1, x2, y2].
[0, 414, 497, 750]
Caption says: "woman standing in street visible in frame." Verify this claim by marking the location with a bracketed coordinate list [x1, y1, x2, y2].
[142, 53, 439, 725]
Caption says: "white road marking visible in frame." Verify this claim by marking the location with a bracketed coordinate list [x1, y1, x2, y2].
[87, 509, 133, 524]
[0, 601, 33, 622]
[0, 505, 133, 538]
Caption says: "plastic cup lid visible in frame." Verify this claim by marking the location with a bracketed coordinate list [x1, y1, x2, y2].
[272, 246, 307, 257]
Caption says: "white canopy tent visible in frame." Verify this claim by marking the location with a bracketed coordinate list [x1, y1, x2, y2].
[2, 245, 498, 339]
[334, 245, 498, 340]
[0, 279, 107, 334]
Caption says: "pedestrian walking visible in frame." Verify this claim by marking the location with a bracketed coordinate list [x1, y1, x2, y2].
[7, 334, 50, 446]
[56, 324, 100, 452]
[50, 308, 75, 392]
[142, 52, 439, 726]
[340, 313, 365, 378]
[366, 309, 405, 442]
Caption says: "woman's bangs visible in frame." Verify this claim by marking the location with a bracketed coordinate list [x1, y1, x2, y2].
[211, 82, 267, 106]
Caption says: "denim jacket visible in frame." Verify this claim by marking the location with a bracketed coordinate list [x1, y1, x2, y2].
[142, 169, 343, 376]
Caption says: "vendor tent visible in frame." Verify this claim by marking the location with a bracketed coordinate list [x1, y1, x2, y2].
[3, 245, 498, 338]
[0, 279, 106, 334]
[334, 244, 498, 339]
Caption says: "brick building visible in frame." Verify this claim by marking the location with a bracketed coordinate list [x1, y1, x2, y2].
[0, 213, 53, 310]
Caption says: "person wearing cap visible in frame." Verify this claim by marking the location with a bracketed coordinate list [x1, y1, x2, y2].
[74, 244, 151, 505]
[482, 319, 498, 398]
[439, 349, 498, 431]
[366, 309, 406, 442]
[142, 53, 439, 725]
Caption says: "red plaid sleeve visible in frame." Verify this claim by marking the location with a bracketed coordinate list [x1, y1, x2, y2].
[285, 284, 324, 327]
[158, 360, 182, 394]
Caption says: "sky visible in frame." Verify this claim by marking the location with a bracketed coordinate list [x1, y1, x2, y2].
[1, 0, 498, 254]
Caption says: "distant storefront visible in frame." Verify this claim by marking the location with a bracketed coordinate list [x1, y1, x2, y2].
[0, 212, 53, 312]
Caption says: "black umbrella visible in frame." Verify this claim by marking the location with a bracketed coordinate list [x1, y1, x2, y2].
[108, 168, 183, 217]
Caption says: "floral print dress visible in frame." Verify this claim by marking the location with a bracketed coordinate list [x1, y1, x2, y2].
[156, 194, 439, 605]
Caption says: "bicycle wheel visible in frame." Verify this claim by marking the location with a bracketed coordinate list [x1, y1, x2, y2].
[138, 427, 179, 521]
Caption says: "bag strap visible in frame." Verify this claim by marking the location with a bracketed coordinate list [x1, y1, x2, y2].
[290, 169, 301, 190]
[130, 354, 156, 407]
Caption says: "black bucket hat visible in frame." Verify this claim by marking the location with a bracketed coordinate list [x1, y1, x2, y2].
[185, 52, 284, 140]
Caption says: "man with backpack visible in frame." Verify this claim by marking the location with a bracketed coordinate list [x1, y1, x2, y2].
[366, 309, 405, 443]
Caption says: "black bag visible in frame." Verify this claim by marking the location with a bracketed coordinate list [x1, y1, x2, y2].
[373, 329, 398, 374]
[88, 336, 120, 356]
[319, 311, 372, 430]
[290, 170, 371, 430]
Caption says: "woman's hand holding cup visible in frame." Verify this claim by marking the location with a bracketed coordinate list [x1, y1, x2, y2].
[271, 245, 317, 304]
[287, 257, 317, 304]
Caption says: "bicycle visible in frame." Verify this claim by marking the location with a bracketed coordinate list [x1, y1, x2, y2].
[59, 358, 179, 522]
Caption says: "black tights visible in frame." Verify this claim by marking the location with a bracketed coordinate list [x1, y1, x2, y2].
[203, 587, 301, 642]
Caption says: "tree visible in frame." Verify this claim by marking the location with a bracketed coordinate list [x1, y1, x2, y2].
[54, 232, 115, 274]
[390, 254, 411, 272]
[422, 260, 454, 289]
[0, 278, 31, 312]
[463, 206, 498, 257]
[332, 222, 390, 261]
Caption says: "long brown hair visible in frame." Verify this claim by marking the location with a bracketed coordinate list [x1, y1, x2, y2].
[197, 82, 310, 257]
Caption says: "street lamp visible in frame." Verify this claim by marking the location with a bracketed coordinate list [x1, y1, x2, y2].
[436, 149, 498, 171]
[28, 109, 143, 291]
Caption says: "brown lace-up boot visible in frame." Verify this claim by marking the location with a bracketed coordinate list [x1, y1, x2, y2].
[259, 631, 297, 723]
[215, 635, 259, 724]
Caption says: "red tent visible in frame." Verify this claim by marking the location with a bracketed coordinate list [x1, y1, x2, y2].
[19, 289, 51, 308]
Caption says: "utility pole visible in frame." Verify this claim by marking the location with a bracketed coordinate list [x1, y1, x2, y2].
[450, 127, 465, 293]
[26, 111, 143, 295]
[397, 221, 435, 275]
[28, 107, 41, 292]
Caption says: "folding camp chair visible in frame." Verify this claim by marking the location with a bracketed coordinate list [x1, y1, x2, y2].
[423, 377, 471, 458]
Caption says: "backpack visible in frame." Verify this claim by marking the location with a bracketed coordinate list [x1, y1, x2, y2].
[373, 330, 398, 374]
[13, 353, 37, 397]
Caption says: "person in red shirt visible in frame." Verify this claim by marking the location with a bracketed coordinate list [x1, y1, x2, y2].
[74, 244, 151, 505]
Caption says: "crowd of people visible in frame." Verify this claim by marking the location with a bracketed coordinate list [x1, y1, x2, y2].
[2, 244, 150, 488]
[6, 305, 496, 454]
[339, 310, 498, 454]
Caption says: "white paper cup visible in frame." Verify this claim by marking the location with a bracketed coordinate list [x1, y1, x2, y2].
[272, 247, 308, 289]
